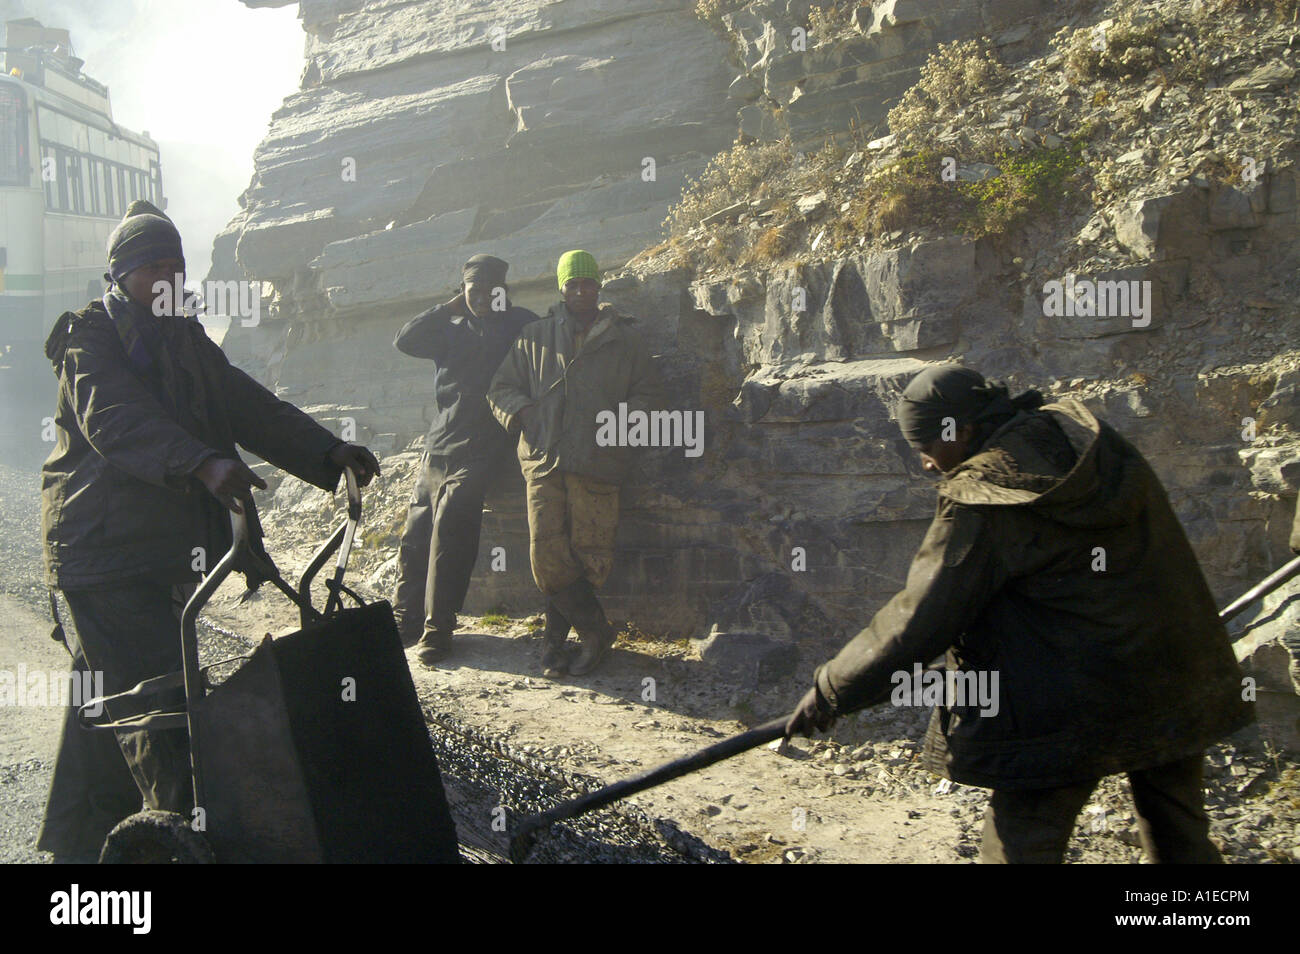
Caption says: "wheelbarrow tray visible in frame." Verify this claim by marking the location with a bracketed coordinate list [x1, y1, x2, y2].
[195, 600, 459, 863]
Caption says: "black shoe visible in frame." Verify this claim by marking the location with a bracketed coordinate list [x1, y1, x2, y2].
[414, 629, 453, 668]
[391, 609, 425, 648]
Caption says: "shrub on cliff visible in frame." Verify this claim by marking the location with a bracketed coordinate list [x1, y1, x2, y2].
[694, 0, 749, 24]
[807, 2, 860, 43]
[1052, 12, 1162, 83]
[1051, 8, 1221, 87]
[887, 39, 1009, 149]
[663, 138, 795, 236]
[823, 140, 1088, 247]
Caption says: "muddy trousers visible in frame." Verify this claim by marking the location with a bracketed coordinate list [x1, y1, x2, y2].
[391, 453, 495, 639]
[524, 471, 621, 594]
[37, 583, 196, 858]
[979, 752, 1221, 863]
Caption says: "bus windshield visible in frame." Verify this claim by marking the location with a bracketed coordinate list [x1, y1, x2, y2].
[0, 83, 26, 187]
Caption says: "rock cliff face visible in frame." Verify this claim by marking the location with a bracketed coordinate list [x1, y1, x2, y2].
[217, 0, 1300, 714]
[218, 0, 735, 308]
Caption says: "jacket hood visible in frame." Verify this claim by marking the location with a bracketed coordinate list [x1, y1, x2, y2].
[938, 398, 1146, 529]
[44, 300, 109, 372]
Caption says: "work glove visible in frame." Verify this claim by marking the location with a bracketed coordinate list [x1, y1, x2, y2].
[785, 684, 837, 739]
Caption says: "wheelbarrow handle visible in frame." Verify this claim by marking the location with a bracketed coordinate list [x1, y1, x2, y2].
[509, 716, 787, 862]
[180, 505, 264, 813]
[298, 465, 364, 621]
[77, 670, 188, 732]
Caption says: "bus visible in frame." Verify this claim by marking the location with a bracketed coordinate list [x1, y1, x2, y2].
[1, 17, 165, 381]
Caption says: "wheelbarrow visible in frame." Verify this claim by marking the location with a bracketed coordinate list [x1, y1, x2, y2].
[79, 467, 461, 864]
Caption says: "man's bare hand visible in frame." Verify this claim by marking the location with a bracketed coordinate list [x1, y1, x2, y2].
[515, 405, 537, 436]
[328, 442, 381, 486]
[785, 686, 837, 739]
[194, 456, 266, 514]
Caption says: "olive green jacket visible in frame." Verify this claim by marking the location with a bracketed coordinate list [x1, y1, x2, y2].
[42, 299, 344, 589]
[815, 399, 1254, 790]
[487, 302, 661, 484]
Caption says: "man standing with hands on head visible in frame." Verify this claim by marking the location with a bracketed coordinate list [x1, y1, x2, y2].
[488, 250, 661, 678]
[391, 254, 537, 667]
[38, 199, 379, 862]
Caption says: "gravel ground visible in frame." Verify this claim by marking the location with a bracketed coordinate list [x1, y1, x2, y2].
[2, 457, 1297, 864]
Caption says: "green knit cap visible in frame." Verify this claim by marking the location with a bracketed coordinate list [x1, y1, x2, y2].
[556, 250, 599, 291]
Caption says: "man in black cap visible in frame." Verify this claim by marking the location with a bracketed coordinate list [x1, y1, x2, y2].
[785, 364, 1254, 863]
[391, 254, 538, 667]
[38, 200, 380, 861]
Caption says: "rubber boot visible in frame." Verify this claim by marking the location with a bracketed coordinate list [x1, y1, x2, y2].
[552, 579, 616, 677]
[540, 600, 571, 678]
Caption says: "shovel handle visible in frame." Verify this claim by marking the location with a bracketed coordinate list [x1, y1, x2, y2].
[1220, 554, 1300, 630]
[510, 716, 787, 862]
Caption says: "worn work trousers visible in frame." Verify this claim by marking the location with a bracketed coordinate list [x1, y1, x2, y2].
[980, 752, 1222, 863]
[37, 583, 196, 858]
[525, 470, 621, 594]
[391, 452, 496, 638]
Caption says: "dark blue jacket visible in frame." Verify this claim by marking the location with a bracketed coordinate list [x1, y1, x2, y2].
[394, 301, 537, 463]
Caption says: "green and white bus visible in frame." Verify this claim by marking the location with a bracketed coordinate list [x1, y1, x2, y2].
[1, 18, 164, 377]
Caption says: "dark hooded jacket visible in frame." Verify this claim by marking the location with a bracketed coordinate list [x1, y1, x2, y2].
[815, 398, 1254, 790]
[42, 298, 344, 589]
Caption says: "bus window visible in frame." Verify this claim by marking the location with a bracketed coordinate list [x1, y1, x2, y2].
[0, 83, 27, 187]
[53, 148, 69, 210]
[64, 152, 83, 213]
[87, 158, 102, 215]
[41, 143, 58, 208]
[103, 161, 116, 216]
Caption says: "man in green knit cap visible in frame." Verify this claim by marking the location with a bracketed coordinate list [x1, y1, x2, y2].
[37, 200, 379, 861]
[488, 251, 661, 677]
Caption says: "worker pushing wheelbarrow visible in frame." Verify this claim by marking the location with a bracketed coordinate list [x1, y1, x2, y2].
[79, 467, 461, 864]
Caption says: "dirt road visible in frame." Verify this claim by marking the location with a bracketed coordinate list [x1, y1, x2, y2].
[0, 595, 67, 863]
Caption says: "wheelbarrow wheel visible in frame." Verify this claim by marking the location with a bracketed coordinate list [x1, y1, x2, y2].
[100, 810, 215, 864]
